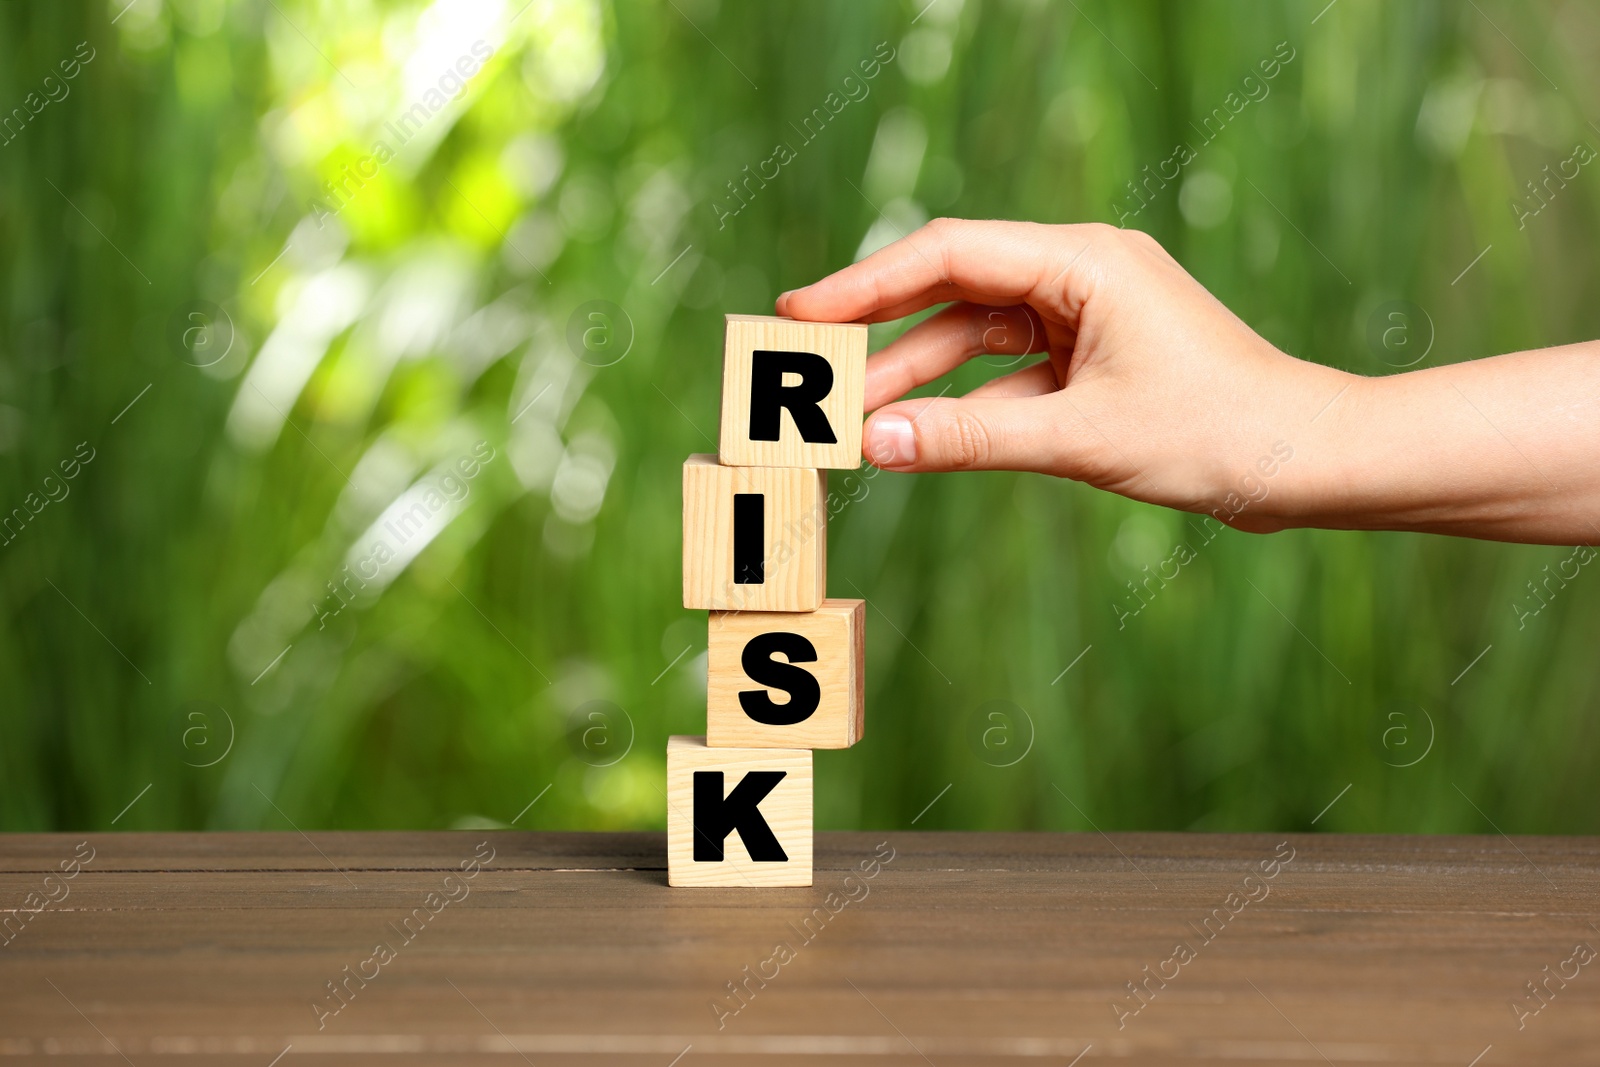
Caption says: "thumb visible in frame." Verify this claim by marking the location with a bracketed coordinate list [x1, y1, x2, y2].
[862, 395, 1057, 474]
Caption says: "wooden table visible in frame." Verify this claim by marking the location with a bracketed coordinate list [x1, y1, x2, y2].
[3, 832, 1597, 1064]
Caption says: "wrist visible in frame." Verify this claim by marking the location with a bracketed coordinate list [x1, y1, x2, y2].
[1199, 358, 1363, 534]
[1258, 370, 1377, 532]
[1245, 364, 1523, 537]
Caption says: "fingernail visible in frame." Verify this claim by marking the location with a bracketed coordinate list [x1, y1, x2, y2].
[866, 414, 916, 467]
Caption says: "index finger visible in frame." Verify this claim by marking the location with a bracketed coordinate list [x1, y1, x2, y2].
[776, 218, 1103, 326]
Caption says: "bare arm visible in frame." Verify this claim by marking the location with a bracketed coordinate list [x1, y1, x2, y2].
[776, 218, 1600, 546]
[1289, 345, 1600, 543]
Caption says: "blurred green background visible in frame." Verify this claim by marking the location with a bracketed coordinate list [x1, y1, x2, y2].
[2, 0, 1596, 836]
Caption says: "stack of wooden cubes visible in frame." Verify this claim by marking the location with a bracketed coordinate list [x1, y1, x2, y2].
[670, 314, 869, 887]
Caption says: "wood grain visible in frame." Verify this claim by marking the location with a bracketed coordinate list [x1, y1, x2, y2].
[707, 598, 864, 749]
[2, 831, 1598, 1063]
[681, 454, 827, 613]
[718, 314, 868, 470]
[666, 735, 812, 887]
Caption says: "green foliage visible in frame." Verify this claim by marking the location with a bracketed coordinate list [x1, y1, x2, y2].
[2, 0, 1596, 834]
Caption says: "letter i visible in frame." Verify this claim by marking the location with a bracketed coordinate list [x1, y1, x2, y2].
[733, 493, 764, 584]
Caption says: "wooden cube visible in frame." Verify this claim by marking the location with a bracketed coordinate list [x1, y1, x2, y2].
[718, 314, 868, 470]
[667, 735, 812, 887]
[707, 599, 864, 749]
[682, 454, 826, 612]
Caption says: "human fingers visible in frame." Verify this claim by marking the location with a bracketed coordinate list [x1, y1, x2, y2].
[964, 359, 1061, 399]
[864, 303, 1046, 411]
[861, 393, 1069, 474]
[779, 218, 1105, 326]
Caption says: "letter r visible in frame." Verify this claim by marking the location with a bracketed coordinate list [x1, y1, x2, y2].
[748, 350, 836, 444]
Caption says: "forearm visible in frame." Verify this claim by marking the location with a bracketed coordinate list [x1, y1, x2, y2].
[1267, 342, 1600, 545]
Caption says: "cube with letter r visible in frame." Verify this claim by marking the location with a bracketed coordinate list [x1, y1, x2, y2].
[718, 314, 868, 470]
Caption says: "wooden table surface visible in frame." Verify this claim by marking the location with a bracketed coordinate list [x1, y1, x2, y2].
[2, 831, 1598, 1064]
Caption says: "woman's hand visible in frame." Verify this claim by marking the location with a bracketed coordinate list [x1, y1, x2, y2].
[779, 218, 1600, 545]
[777, 218, 1354, 531]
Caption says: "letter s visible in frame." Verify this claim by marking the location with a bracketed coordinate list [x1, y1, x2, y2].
[738, 632, 821, 725]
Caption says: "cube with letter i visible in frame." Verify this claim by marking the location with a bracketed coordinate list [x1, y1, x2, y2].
[682, 455, 826, 613]
[718, 314, 868, 470]
[667, 735, 813, 887]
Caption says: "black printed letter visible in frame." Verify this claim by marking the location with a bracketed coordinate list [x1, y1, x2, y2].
[693, 771, 788, 861]
[739, 632, 821, 725]
[733, 493, 764, 584]
[748, 350, 836, 443]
